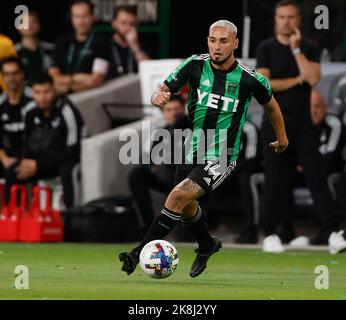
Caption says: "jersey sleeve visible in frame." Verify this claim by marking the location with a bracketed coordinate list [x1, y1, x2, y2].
[163, 57, 193, 94]
[251, 72, 273, 105]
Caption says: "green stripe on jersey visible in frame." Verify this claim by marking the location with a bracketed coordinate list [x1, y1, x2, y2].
[186, 60, 215, 162]
[207, 65, 243, 160]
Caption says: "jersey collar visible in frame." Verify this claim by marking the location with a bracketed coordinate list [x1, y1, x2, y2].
[210, 59, 238, 73]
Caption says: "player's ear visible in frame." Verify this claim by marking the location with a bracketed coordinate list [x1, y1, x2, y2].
[234, 38, 239, 49]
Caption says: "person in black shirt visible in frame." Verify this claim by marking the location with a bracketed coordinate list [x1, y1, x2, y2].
[0, 57, 36, 200]
[128, 95, 188, 234]
[6, 73, 84, 208]
[108, 4, 150, 79]
[256, 0, 346, 253]
[49, 0, 110, 94]
[281, 90, 346, 241]
[15, 10, 54, 85]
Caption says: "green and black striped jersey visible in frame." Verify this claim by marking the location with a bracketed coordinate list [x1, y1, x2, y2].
[164, 54, 272, 164]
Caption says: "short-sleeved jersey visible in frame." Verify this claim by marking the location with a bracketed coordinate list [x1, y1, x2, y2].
[164, 54, 272, 163]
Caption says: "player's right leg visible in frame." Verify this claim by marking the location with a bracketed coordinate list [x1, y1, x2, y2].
[119, 165, 201, 275]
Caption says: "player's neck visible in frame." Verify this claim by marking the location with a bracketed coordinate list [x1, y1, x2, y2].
[211, 55, 235, 71]
[22, 36, 39, 51]
[276, 34, 290, 45]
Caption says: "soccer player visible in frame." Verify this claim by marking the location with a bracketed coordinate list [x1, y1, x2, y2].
[119, 20, 289, 278]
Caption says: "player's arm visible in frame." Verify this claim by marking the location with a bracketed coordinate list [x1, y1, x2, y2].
[256, 68, 303, 92]
[262, 96, 289, 153]
[251, 72, 288, 153]
[151, 56, 192, 107]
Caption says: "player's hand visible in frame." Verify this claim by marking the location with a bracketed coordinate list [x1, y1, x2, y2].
[289, 27, 301, 50]
[269, 139, 289, 153]
[152, 90, 171, 107]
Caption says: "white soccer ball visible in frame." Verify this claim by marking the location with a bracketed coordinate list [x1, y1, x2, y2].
[139, 239, 179, 279]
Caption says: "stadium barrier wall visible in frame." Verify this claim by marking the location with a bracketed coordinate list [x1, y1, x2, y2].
[81, 114, 163, 203]
[69, 74, 142, 136]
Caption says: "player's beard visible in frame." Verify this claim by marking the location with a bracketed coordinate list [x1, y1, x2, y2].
[211, 50, 234, 66]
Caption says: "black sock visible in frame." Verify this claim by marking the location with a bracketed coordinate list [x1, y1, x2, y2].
[181, 205, 213, 252]
[132, 207, 180, 256]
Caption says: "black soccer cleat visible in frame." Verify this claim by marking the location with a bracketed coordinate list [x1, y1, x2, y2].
[119, 251, 139, 275]
[190, 237, 222, 278]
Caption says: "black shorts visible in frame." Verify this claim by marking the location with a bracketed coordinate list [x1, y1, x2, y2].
[174, 159, 237, 193]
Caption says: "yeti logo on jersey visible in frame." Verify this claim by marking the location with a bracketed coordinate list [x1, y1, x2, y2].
[197, 89, 239, 112]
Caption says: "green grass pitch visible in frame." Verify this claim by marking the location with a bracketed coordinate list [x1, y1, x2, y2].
[0, 243, 345, 300]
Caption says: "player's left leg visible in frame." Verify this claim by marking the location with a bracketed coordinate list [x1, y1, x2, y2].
[177, 159, 238, 277]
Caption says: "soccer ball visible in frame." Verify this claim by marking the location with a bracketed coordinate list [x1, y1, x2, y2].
[139, 240, 179, 279]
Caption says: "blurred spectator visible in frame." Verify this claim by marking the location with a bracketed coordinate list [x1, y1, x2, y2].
[129, 95, 188, 233]
[15, 10, 54, 85]
[310, 90, 346, 175]
[0, 34, 17, 92]
[49, 0, 110, 94]
[108, 4, 150, 79]
[256, 0, 346, 252]
[279, 90, 346, 240]
[0, 57, 35, 200]
[234, 120, 263, 244]
[6, 73, 84, 208]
